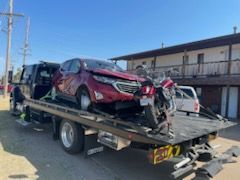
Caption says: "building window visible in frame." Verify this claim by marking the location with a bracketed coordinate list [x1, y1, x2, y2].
[197, 53, 204, 64]
[183, 55, 189, 65]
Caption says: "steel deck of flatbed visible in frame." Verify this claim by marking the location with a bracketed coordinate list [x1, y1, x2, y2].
[24, 98, 234, 146]
[156, 114, 233, 144]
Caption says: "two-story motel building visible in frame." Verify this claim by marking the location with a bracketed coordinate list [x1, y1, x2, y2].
[111, 33, 240, 119]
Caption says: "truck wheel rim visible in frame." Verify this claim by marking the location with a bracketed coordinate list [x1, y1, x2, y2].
[81, 92, 90, 111]
[61, 122, 74, 148]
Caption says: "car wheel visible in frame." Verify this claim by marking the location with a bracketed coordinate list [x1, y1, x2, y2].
[60, 119, 84, 154]
[77, 88, 91, 111]
[145, 105, 159, 129]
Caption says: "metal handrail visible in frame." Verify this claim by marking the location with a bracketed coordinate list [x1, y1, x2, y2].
[128, 59, 240, 77]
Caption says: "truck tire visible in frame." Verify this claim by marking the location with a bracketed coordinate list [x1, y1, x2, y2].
[10, 86, 24, 116]
[9, 97, 17, 116]
[144, 105, 159, 129]
[60, 119, 84, 154]
[10, 89, 18, 116]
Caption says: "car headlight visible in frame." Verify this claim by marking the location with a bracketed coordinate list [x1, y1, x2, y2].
[93, 75, 116, 84]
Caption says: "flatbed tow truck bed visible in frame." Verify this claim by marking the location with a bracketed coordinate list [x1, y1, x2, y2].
[21, 98, 238, 179]
[24, 98, 233, 145]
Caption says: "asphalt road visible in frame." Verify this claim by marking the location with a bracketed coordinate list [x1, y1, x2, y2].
[0, 97, 240, 180]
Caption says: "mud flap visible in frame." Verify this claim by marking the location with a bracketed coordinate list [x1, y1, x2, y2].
[84, 131, 104, 158]
[52, 116, 61, 140]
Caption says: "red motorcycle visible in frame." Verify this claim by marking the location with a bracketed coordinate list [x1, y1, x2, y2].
[135, 68, 177, 135]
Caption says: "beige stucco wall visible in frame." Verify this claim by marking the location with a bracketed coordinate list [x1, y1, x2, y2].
[232, 44, 240, 60]
[128, 57, 155, 70]
[186, 46, 229, 64]
[127, 43, 240, 70]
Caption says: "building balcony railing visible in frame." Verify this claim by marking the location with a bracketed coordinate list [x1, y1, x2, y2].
[128, 59, 240, 79]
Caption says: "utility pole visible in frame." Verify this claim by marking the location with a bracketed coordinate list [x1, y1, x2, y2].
[0, 0, 24, 98]
[3, 0, 13, 98]
[22, 17, 30, 65]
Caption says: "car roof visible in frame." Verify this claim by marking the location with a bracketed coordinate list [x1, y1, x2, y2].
[65, 58, 111, 63]
[23, 61, 59, 68]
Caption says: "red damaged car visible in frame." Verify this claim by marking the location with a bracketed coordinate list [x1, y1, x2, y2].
[52, 58, 144, 112]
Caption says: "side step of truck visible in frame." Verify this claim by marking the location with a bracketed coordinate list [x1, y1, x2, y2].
[16, 119, 32, 126]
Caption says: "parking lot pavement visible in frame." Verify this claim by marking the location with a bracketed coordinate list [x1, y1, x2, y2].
[0, 97, 239, 180]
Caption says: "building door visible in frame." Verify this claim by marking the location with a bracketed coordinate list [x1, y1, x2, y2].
[221, 87, 227, 117]
[197, 53, 204, 74]
[228, 87, 238, 118]
[221, 87, 238, 118]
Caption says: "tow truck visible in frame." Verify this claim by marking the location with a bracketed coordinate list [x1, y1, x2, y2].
[9, 61, 239, 179]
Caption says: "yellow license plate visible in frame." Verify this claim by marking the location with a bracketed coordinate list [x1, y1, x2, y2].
[149, 145, 181, 165]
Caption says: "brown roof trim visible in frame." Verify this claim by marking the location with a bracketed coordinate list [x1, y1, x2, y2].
[111, 33, 240, 61]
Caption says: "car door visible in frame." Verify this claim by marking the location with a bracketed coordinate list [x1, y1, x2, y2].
[65, 59, 81, 96]
[19, 65, 35, 98]
[33, 66, 55, 99]
[57, 60, 72, 93]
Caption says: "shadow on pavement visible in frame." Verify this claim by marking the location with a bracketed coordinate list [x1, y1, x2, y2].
[0, 109, 197, 180]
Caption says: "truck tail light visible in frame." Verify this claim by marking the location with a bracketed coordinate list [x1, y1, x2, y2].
[194, 100, 200, 112]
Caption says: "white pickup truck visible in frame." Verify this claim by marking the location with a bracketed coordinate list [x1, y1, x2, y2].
[175, 86, 200, 114]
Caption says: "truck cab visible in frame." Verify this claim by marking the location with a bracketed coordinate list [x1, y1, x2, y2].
[18, 63, 59, 99]
[10, 62, 59, 114]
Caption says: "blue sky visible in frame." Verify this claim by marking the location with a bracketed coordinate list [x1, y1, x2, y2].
[0, 0, 240, 75]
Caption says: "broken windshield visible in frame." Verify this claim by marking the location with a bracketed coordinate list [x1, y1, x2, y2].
[84, 59, 124, 72]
